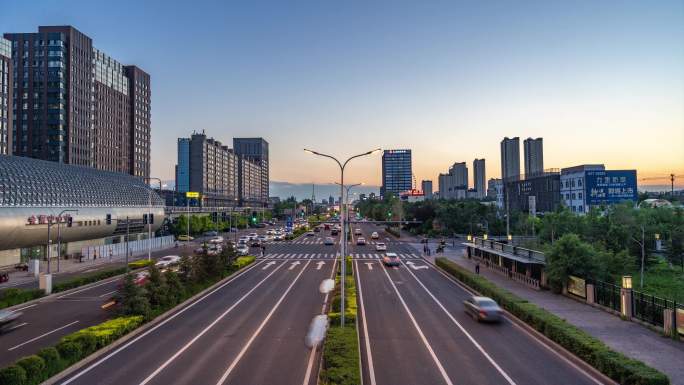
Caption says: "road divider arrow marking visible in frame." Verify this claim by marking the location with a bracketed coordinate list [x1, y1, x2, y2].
[365, 262, 374, 270]
[406, 261, 428, 270]
[289, 261, 301, 270]
[262, 261, 276, 270]
[316, 261, 326, 270]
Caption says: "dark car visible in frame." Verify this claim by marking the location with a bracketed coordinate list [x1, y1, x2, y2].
[463, 296, 503, 323]
[381, 252, 400, 267]
[314, 226, 321, 232]
[324, 237, 335, 245]
[330, 228, 339, 236]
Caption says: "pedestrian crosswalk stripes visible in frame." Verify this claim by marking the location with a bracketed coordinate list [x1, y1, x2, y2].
[260, 253, 420, 260]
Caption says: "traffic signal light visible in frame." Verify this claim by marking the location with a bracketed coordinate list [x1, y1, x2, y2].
[67, 216, 73, 228]
[106, 214, 111, 225]
[251, 211, 258, 224]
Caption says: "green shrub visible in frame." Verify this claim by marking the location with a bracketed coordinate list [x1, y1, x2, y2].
[0, 288, 45, 310]
[385, 226, 400, 238]
[16, 355, 46, 385]
[55, 341, 82, 365]
[234, 256, 255, 269]
[0, 364, 27, 385]
[37, 347, 64, 375]
[320, 326, 360, 385]
[63, 316, 144, 351]
[435, 257, 670, 385]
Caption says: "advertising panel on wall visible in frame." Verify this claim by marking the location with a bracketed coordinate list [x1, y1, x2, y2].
[678, 308, 684, 336]
[567, 275, 587, 298]
[585, 170, 637, 205]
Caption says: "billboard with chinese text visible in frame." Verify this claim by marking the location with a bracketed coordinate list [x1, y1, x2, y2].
[585, 170, 637, 205]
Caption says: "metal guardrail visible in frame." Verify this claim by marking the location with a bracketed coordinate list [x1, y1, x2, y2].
[632, 290, 677, 327]
[473, 256, 541, 290]
[593, 280, 621, 312]
[471, 237, 546, 264]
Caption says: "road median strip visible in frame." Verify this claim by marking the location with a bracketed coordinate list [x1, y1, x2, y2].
[319, 256, 361, 385]
[434, 257, 670, 385]
[0, 255, 258, 385]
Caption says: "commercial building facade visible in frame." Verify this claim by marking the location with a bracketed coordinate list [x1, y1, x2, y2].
[523, 137, 544, 177]
[560, 165, 637, 214]
[505, 171, 561, 214]
[0, 37, 11, 155]
[487, 178, 504, 208]
[0, 155, 163, 268]
[381, 149, 412, 196]
[3, 25, 150, 177]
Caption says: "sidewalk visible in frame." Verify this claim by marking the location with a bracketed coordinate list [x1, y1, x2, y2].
[0, 242, 183, 290]
[411, 240, 684, 385]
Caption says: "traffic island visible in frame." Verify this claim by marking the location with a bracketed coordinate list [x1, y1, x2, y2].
[319, 256, 360, 385]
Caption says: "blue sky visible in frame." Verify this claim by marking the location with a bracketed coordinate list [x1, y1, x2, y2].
[2, 0, 683, 188]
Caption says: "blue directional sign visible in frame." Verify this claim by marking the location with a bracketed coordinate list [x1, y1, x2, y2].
[286, 216, 293, 229]
[585, 170, 637, 205]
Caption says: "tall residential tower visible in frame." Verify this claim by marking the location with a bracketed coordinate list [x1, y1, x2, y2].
[0, 37, 12, 155]
[381, 149, 412, 196]
[500, 137, 520, 181]
[473, 158, 486, 198]
[524, 137, 544, 177]
[4, 25, 151, 177]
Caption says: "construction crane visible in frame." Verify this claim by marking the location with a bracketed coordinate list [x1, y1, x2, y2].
[641, 174, 683, 196]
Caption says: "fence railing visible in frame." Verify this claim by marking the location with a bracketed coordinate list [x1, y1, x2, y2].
[632, 290, 677, 327]
[593, 280, 621, 312]
[80, 235, 175, 260]
[471, 237, 546, 264]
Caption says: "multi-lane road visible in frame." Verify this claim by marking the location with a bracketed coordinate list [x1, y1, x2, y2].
[2, 223, 609, 384]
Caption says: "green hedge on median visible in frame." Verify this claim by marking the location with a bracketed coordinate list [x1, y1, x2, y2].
[52, 267, 128, 293]
[320, 256, 360, 385]
[0, 316, 144, 385]
[0, 288, 45, 310]
[127, 259, 154, 269]
[385, 226, 400, 238]
[435, 257, 670, 385]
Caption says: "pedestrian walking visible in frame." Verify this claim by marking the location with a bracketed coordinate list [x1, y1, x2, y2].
[475, 263, 480, 275]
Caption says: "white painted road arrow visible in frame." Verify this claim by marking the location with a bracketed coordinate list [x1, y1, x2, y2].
[365, 262, 374, 270]
[316, 261, 326, 270]
[262, 261, 276, 270]
[289, 261, 301, 270]
[405, 261, 428, 270]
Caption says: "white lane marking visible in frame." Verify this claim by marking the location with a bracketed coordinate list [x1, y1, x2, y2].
[399, 261, 517, 385]
[137, 261, 283, 385]
[380, 265, 454, 385]
[289, 261, 301, 270]
[8, 320, 80, 351]
[215, 260, 312, 385]
[4, 322, 28, 331]
[98, 290, 118, 298]
[56, 277, 119, 298]
[316, 261, 326, 270]
[356, 260, 377, 385]
[262, 261, 276, 270]
[405, 261, 428, 270]
[13, 303, 37, 311]
[61, 260, 265, 385]
[303, 259, 337, 385]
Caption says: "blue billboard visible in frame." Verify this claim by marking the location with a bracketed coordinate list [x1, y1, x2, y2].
[585, 170, 637, 205]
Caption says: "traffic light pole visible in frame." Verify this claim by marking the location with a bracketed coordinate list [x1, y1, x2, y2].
[56, 209, 78, 273]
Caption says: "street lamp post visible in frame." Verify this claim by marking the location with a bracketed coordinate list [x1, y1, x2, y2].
[305, 148, 381, 327]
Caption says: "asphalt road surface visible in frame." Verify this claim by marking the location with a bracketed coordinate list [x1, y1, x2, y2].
[6, 222, 608, 384]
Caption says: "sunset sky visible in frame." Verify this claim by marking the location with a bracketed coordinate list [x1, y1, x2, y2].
[3, 0, 683, 188]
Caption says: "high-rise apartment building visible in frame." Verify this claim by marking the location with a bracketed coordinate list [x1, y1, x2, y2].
[0, 38, 12, 155]
[381, 149, 412, 196]
[421, 180, 433, 199]
[4, 26, 150, 177]
[473, 158, 486, 198]
[523, 137, 544, 177]
[438, 162, 468, 200]
[500, 137, 520, 182]
[233, 138, 269, 204]
[176, 132, 268, 207]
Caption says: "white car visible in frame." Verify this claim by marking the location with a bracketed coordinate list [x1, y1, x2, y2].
[371, 232, 379, 239]
[375, 242, 387, 251]
[155, 255, 181, 268]
[354, 228, 362, 236]
[248, 233, 259, 241]
[273, 234, 285, 241]
[209, 236, 224, 244]
[236, 245, 249, 256]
